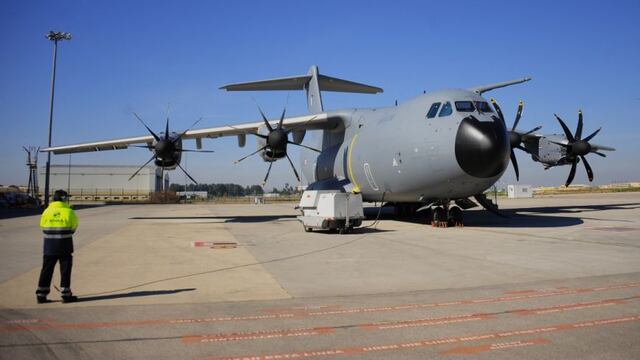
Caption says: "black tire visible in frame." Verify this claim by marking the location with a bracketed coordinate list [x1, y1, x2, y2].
[432, 207, 446, 224]
[304, 227, 313, 232]
[448, 206, 463, 226]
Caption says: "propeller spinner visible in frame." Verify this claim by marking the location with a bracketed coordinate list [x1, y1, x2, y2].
[129, 113, 214, 184]
[234, 103, 319, 186]
[552, 110, 612, 187]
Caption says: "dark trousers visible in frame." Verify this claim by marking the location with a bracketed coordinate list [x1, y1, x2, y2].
[36, 255, 73, 296]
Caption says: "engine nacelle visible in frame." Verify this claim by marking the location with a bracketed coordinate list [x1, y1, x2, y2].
[152, 133, 182, 170]
[256, 125, 285, 162]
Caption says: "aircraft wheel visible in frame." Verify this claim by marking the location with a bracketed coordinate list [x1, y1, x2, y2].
[432, 207, 447, 228]
[448, 206, 464, 227]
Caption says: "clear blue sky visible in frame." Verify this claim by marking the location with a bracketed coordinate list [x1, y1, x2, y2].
[1, 0, 639, 189]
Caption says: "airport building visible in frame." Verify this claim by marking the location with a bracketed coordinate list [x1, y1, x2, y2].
[40, 165, 166, 201]
[507, 184, 533, 198]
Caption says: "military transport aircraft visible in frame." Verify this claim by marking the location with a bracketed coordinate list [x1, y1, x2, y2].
[42, 65, 615, 226]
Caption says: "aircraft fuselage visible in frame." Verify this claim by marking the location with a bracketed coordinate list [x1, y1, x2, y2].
[300, 89, 510, 203]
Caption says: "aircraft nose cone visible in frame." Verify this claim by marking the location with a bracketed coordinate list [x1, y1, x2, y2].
[455, 115, 510, 178]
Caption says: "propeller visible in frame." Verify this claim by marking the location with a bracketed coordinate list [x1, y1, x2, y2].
[129, 113, 213, 183]
[552, 110, 613, 187]
[234, 102, 320, 185]
[490, 98, 542, 181]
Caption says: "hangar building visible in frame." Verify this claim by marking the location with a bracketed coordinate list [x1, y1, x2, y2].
[40, 165, 167, 201]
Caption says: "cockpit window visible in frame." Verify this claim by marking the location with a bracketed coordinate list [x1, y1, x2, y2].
[455, 101, 475, 112]
[475, 101, 494, 113]
[426, 102, 441, 118]
[439, 101, 452, 117]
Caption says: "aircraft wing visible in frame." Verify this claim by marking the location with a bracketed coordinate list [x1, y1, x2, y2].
[42, 113, 337, 154]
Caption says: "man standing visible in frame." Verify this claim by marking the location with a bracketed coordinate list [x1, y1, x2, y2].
[36, 189, 79, 303]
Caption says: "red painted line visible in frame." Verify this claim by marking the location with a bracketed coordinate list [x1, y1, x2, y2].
[2, 282, 638, 333]
[442, 338, 550, 355]
[359, 314, 493, 330]
[262, 305, 343, 315]
[202, 315, 640, 360]
[513, 297, 634, 316]
[183, 295, 635, 347]
[503, 289, 538, 295]
[183, 327, 334, 344]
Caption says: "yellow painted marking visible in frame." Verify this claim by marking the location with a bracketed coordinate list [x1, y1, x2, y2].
[347, 134, 361, 193]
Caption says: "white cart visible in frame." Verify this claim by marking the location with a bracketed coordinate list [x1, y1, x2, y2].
[297, 190, 364, 234]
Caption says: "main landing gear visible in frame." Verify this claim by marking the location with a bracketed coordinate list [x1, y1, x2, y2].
[428, 202, 464, 228]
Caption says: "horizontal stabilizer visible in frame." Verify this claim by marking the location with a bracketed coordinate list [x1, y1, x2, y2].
[221, 75, 312, 91]
[220, 74, 383, 94]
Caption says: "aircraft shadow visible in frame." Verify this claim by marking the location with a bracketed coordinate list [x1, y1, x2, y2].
[0, 204, 108, 220]
[509, 202, 640, 214]
[129, 215, 299, 223]
[364, 207, 585, 228]
[76, 288, 196, 303]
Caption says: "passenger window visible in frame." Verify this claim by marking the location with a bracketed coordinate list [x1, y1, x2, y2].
[455, 101, 475, 112]
[426, 102, 441, 118]
[475, 101, 494, 113]
[439, 102, 452, 117]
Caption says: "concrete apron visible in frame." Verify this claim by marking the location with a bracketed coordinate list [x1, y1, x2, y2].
[0, 218, 290, 309]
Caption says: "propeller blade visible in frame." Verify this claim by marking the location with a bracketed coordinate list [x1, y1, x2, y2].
[593, 151, 607, 157]
[174, 117, 203, 143]
[510, 149, 520, 181]
[565, 160, 577, 187]
[513, 100, 523, 131]
[285, 153, 301, 182]
[580, 155, 593, 182]
[554, 114, 575, 142]
[176, 162, 198, 184]
[583, 127, 601, 142]
[278, 107, 286, 130]
[515, 144, 527, 152]
[262, 161, 274, 186]
[179, 149, 215, 153]
[523, 125, 542, 135]
[252, 99, 273, 132]
[130, 144, 155, 149]
[288, 140, 321, 153]
[234, 145, 267, 164]
[133, 113, 160, 142]
[490, 98, 505, 123]
[128, 155, 156, 181]
[253, 133, 268, 139]
[550, 141, 569, 147]
[576, 110, 583, 140]
[164, 117, 170, 141]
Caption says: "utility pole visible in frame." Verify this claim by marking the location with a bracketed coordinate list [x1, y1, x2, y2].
[43, 31, 72, 208]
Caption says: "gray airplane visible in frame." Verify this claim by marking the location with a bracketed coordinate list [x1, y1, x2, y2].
[42, 65, 615, 226]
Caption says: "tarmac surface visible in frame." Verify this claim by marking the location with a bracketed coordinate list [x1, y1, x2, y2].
[1, 192, 639, 359]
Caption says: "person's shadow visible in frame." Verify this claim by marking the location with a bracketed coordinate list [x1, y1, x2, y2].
[77, 288, 196, 302]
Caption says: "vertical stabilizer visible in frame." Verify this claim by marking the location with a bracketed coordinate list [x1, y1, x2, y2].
[304, 66, 324, 114]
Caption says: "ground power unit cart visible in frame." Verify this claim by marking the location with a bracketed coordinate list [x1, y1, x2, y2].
[297, 190, 364, 234]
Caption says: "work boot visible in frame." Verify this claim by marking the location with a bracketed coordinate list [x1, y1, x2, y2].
[62, 294, 78, 303]
[37, 296, 50, 304]
[61, 288, 78, 303]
